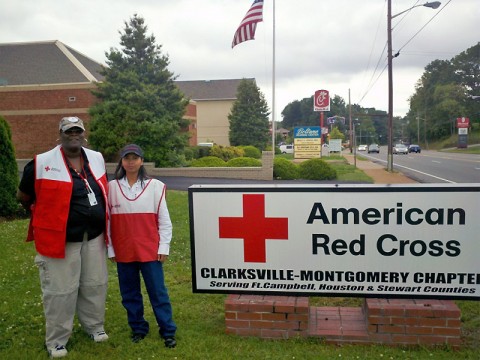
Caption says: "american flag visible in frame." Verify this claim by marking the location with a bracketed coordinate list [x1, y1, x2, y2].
[231, 0, 264, 48]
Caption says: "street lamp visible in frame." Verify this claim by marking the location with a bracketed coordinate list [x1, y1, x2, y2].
[387, 1, 441, 172]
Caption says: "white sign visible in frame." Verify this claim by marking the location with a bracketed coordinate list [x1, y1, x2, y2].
[458, 128, 468, 135]
[189, 184, 480, 300]
[328, 139, 342, 152]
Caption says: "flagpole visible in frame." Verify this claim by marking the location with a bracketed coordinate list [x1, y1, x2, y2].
[271, 0, 276, 151]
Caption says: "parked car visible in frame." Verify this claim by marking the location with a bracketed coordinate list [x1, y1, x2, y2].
[357, 144, 368, 151]
[367, 144, 380, 153]
[408, 144, 421, 153]
[393, 143, 408, 154]
[279, 144, 294, 154]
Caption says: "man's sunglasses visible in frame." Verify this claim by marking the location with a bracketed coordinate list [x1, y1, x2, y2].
[64, 128, 84, 135]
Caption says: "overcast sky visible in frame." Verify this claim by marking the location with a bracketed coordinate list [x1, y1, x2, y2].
[1, 0, 478, 120]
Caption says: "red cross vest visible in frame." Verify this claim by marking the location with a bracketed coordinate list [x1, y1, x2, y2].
[108, 179, 165, 262]
[28, 145, 108, 258]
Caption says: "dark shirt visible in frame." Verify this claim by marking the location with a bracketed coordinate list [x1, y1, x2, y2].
[19, 149, 106, 242]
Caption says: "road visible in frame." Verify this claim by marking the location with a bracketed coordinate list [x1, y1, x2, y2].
[358, 148, 480, 183]
[159, 176, 343, 191]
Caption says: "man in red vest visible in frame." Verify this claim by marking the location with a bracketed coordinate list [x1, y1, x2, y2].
[17, 116, 109, 358]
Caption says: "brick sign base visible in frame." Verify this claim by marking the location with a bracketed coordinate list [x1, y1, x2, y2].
[225, 295, 461, 348]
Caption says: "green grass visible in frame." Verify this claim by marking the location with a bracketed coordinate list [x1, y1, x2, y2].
[327, 159, 374, 183]
[1, 191, 479, 359]
[278, 153, 374, 183]
[425, 128, 480, 152]
[441, 146, 480, 154]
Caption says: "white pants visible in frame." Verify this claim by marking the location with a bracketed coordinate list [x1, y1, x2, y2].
[34, 234, 108, 348]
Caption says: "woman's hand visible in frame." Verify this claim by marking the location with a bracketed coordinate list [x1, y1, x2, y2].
[158, 254, 168, 263]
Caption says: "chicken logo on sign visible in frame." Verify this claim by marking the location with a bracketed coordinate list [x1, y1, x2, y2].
[456, 117, 470, 128]
[314, 89, 330, 111]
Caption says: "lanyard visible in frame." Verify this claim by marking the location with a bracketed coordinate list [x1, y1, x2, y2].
[62, 149, 98, 206]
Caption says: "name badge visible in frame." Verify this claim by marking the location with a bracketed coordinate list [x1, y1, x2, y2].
[88, 191, 98, 206]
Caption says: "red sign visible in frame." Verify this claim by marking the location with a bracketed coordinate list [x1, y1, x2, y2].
[456, 117, 470, 128]
[314, 89, 330, 111]
[219, 194, 288, 263]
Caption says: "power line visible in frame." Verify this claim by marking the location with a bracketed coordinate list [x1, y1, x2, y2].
[355, 0, 451, 108]
[397, 0, 452, 55]
[357, 1, 387, 105]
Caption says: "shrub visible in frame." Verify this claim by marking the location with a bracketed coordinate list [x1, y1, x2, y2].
[226, 157, 262, 167]
[238, 145, 261, 159]
[0, 116, 19, 217]
[196, 146, 212, 159]
[190, 156, 227, 167]
[298, 158, 336, 180]
[273, 158, 299, 180]
[183, 147, 196, 161]
[210, 145, 243, 161]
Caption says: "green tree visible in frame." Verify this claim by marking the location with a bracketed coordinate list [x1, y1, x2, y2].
[281, 95, 348, 129]
[452, 43, 480, 130]
[88, 14, 189, 166]
[406, 43, 479, 144]
[228, 79, 270, 149]
[353, 116, 379, 144]
[329, 126, 345, 141]
[0, 116, 19, 217]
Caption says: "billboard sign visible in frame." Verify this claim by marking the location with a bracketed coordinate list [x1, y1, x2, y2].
[327, 116, 346, 125]
[456, 117, 470, 128]
[314, 89, 330, 111]
[189, 184, 480, 300]
[293, 126, 321, 159]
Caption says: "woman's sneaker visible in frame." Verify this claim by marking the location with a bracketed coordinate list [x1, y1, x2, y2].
[48, 345, 68, 358]
[90, 331, 109, 342]
[164, 336, 176, 348]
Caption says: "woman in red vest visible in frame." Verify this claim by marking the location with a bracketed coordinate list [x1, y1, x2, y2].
[107, 144, 177, 348]
[17, 116, 109, 358]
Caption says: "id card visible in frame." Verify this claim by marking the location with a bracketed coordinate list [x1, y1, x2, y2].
[87, 191, 98, 206]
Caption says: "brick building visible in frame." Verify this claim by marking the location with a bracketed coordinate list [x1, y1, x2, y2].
[1, 40, 249, 159]
[176, 79, 254, 146]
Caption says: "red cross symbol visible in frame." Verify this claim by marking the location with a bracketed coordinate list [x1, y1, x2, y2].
[219, 194, 288, 263]
[45, 166, 51, 172]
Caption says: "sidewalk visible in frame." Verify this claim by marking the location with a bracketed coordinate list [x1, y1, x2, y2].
[343, 154, 417, 184]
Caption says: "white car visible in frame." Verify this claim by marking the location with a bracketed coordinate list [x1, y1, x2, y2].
[393, 144, 408, 154]
[357, 144, 368, 151]
[279, 144, 293, 154]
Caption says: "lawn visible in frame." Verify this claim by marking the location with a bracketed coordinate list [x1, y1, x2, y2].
[1, 190, 479, 359]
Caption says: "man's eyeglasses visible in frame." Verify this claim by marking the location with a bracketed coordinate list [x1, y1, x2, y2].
[64, 128, 84, 135]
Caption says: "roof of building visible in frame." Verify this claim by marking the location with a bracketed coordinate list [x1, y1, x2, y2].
[0, 41, 251, 101]
[0, 40, 104, 86]
[176, 78, 254, 101]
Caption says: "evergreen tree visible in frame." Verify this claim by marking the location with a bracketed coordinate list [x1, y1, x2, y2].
[89, 14, 189, 166]
[0, 116, 19, 217]
[228, 79, 270, 149]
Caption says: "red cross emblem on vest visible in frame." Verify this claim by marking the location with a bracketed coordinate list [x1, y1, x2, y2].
[218, 194, 289, 263]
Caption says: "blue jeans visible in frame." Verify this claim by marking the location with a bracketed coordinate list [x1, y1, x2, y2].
[117, 261, 176, 338]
